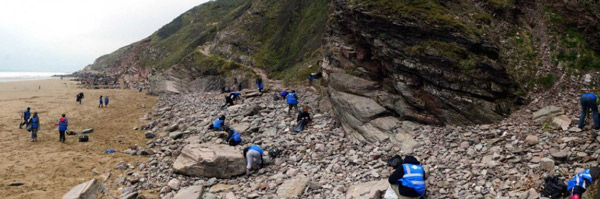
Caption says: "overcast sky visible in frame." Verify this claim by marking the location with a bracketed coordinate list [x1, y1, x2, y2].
[0, 0, 209, 73]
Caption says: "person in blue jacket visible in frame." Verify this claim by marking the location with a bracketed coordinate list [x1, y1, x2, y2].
[54, 114, 68, 143]
[388, 156, 426, 198]
[243, 145, 264, 175]
[226, 127, 242, 146]
[99, 95, 104, 108]
[567, 167, 600, 199]
[286, 90, 299, 115]
[104, 96, 109, 108]
[256, 78, 264, 93]
[212, 115, 226, 131]
[230, 92, 242, 101]
[20, 107, 31, 129]
[28, 112, 40, 142]
[578, 93, 600, 129]
[280, 89, 289, 101]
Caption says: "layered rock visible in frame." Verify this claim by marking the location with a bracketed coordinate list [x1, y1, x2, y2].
[173, 143, 246, 178]
[322, 0, 525, 142]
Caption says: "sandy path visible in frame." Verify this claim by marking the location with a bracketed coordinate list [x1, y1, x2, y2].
[0, 79, 156, 199]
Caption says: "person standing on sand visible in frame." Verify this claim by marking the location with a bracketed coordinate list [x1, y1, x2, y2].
[54, 114, 68, 143]
[99, 95, 104, 108]
[104, 96, 109, 108]
[77, 92, 84, 104]
[20, 107, 31, 129]
[28, 112, 40, 142]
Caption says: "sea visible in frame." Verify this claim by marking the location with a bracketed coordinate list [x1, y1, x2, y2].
[0, 72, 68, 82]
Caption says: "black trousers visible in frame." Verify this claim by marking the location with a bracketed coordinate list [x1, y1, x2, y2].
[59, 130, 66, 142]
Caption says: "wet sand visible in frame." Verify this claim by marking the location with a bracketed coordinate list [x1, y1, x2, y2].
[0, 79, 156, 198]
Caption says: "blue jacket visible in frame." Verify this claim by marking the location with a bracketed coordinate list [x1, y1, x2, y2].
[248, 145, 263, 155]
[24, 110, 31, 120]
[287, 93, 298, 105]
[231, 92, 240, 96]
[280, 91, 288, 98]
[213, 118, 224, 129]
[99, 97, 103, 104]
[582, 93, 600, 105]
[398, 164, 426, 195]
[104, 97, 109, 104]
[58, 117, 68, 131]
[568, 169, 594, 191]
[230, 130, 242, 142]
[31, 116, 39, 129]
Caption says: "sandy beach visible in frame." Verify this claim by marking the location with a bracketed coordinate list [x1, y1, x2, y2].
[0, 78, 156, 199]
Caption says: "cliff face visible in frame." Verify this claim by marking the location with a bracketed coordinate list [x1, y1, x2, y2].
[80, 0, 600, 143]
[81, 0, 327, 91]
[320, 0, 525, 143]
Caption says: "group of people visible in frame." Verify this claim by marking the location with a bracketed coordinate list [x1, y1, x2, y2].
[20, 107, 68, 143]
[98, 95, 109, 108]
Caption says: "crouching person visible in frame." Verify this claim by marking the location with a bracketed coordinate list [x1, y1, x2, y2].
[568, 167, 600, 199]
[226, 127, 242, 146]
[244, 145, 264, 175]
[388, 156, 426, 199]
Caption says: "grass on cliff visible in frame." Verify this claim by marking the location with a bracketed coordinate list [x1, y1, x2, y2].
[251, 0, 328, 82]
[348, 0, 467, 32]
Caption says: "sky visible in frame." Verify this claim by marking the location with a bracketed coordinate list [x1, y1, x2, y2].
[0, 0, 210, 73]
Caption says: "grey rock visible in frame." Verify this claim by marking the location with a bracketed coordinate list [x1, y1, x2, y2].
[62, 179, 104, 199]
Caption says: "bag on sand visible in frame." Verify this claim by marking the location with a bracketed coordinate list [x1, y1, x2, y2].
[541, 176, 567, 198]
[79, 135, 89, 142]
[26, 123, 32, 132]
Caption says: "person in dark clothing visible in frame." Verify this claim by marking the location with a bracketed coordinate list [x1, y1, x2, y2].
[99, 95, 104, 108]
[224, 95, 234, 106]
[76, 93, 84, 104]
[28, 112, 40, 142]
[296, 105, 312, 131]
[225, 127, 242, 146]
[567, 167, 600, 199]
[238, 82, 243, 91]
[55, 114, 68, 143]
[256, 78, 264, 93]
[20, 107, 31, 129]
[388, 156, 426, 198]
[578, 93, 600, 129]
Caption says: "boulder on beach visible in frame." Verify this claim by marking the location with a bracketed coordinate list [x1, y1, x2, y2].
[173, 143, 246, 178]
[62, 179, 104, 199]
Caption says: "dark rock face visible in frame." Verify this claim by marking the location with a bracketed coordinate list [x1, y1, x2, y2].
[322, 0, 524, 129]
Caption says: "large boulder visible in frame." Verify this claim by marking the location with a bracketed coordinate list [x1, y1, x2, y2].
[173, 143, 246, 178]
[276, 176, 311, 199]
[62, 179, 105, 199]
[346, 180, 389, 199]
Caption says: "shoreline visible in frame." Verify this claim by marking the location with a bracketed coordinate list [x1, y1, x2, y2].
[0, 78, 156, 198]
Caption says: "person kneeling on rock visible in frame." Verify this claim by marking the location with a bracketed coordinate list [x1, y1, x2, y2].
[294, 105, 311, 132]
[224, 95, 234, 107]
[211, 115, 226, 131]
[243, 145, 264, 175]
[388, 155, 426, 199]
[226, 127, 242, 146]
[567, 167, 600, 199]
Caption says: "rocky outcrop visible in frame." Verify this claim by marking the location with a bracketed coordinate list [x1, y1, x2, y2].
[62, 179, 105, 199]
[276, 176, 310, 199]
[322, 0, 525, 141]
[173, 143, 246, 178]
